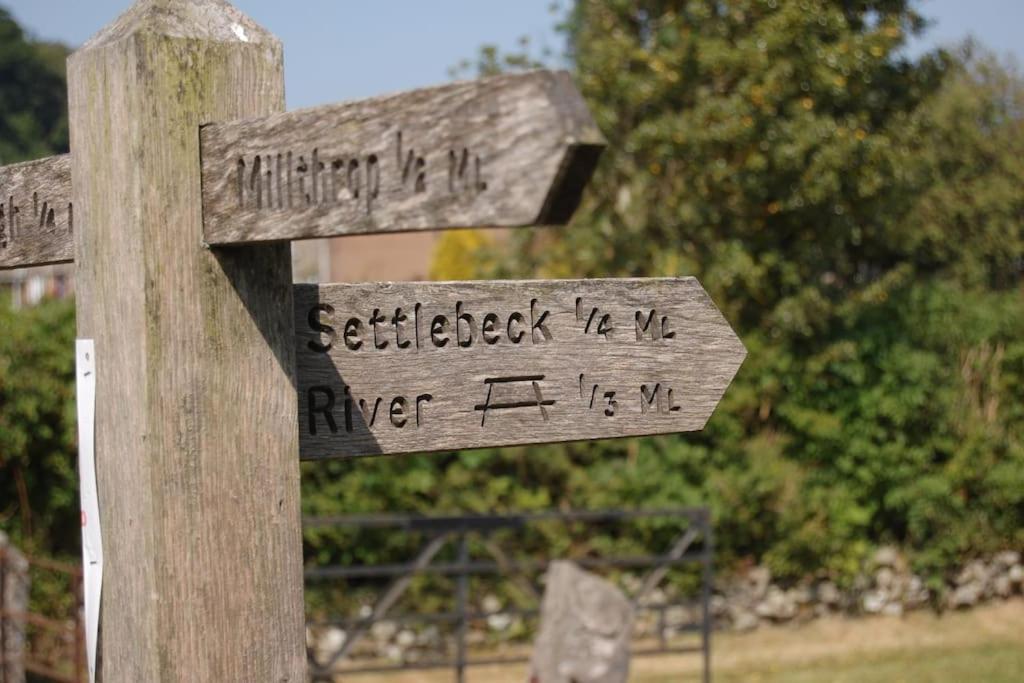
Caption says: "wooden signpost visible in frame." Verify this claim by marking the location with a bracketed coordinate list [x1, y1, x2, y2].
[201, 70, 605, 244]
[0, 0, 745, 679]
[295, 278, 745, 458]
[0, 155, 73, 269]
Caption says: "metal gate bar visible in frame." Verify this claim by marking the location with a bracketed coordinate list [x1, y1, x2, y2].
[305, 507, 713, 682]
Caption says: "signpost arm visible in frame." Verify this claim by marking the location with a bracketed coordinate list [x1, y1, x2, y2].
[67, 0, 305, 679]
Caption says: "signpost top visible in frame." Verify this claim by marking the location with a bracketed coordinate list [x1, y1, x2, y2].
[81, 0, 277, 49]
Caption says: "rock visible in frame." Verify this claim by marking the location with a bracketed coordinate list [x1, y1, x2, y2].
[730, 607, 760, 632]
[370, 620, 397, 644]
[396, 629, 416, 648]
[788, 585, 812, 606]
[1009, 565, 1023, 585]
[313, 626, 346, 663]
[482, 594, 502, 614]
[875, 567, 896, 591]
[487, 612, 513, 632]
[956, 560, 990, 587]
[873, 546, 900, 568]
[755, 586, 796, 621]
[993, 574, 1013, 599]
[641, 588, 667, 607]
[746, 566, 771, 601]
[710, 594, 729, 618]
[529, 561, 634, 683]
[861, 590, 887, 614]
[482, 592, 512, 631]
[358, 604, 373, 619]
[993, 551, 1021, 569]
[384, 644, 403, 663]
[815, 580, 841, 606]
[904, 575, 930, 607]
[949, 582, 983, 609]
[889, 573, 911, 601]
[664, 605, 694, 628]
[416, 625, 441, 647]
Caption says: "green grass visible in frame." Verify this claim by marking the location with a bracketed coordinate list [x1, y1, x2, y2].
[642, 641, 1024, 683]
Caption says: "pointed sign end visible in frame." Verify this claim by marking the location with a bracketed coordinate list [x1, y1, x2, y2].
[532, 70, 606, 225]
[535, 142, 605, 225]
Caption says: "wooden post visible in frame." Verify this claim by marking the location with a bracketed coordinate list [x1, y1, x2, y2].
[67, 1, 305, 679]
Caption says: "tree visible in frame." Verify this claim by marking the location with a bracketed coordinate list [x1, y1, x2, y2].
[0, 6, 70, 164]
[0, 294, 78, 555]
[424, 0, 1024, 584]
[904, 46, 1024, 290]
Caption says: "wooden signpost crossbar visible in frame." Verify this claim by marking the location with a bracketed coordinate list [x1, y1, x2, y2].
[0, 0, 745, 679]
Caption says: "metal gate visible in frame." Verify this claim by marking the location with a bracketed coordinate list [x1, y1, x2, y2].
[305, 507, 713, 682]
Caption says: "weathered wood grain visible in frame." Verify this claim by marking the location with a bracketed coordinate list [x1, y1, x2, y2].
[0, 154, 73, 270]
[200, 70, 605, 245]
[68, 0, 305, 679]
[295, 278, 746, 459]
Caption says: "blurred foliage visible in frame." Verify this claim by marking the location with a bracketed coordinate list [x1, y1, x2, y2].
[448, 34, 552, 79]
[0, 294, 78, 555]
[428, 228, 501, 280]
[314, 0, 1024, 596]
[0, 6, 70, 163]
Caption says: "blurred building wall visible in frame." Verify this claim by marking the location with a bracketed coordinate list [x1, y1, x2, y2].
[327, 232, 442, 283]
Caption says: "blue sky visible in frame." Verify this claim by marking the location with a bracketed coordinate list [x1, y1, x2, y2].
[4, 1, 1022, 110]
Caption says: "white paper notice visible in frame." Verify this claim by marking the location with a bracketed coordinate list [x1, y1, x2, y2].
[75, 339, 102, 683]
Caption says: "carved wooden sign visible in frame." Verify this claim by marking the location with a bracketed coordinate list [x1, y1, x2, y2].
[294, 278, 746, 459]
[200, 70, 605, 245]
[1, 70, 603, 269]
[0, 155, 73, 269]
